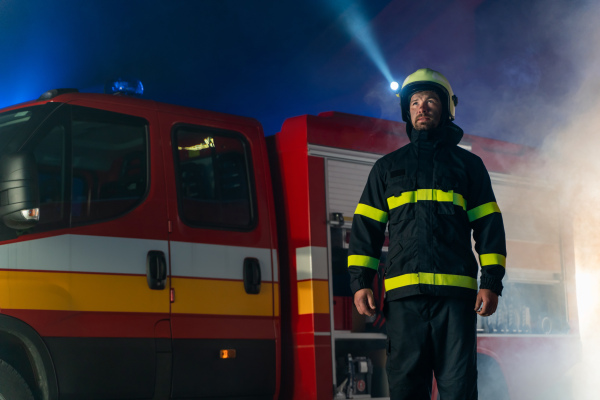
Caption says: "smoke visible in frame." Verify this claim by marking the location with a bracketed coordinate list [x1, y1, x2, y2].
[363, 80, 403, 124]
[534, 82, 600, 399]
[507, 1, 600, 398]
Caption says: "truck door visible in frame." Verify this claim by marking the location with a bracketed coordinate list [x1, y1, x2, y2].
[0, 101, 171, 399]
[159, 113, 277, 398]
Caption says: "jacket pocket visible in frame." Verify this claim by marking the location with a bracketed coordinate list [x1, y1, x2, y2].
[385, 242, 404, 267]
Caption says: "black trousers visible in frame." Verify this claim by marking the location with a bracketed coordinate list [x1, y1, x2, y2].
[384, 295, 478, 400]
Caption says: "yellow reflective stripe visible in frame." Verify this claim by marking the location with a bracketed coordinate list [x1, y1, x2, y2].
[171, 277, 274, 316]
[435, 274, 478, 288]
[453, 193, 466, 211]
[435, 190, 453, 202]
[479, 253, 506, 268]
[385, 273, 421, 288]
[467, 202, 501, 222]
[348, 255, 379, 270]
[354, 203, 389, 223]
[385, 272, 478, 291]
[387, 189, 467, 211]
[297, 280, 330, 315]
[2, 270, 169, 313]
[387, 190, 417, 209]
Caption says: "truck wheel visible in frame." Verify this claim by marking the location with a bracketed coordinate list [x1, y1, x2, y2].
[0, 359, 35, 400]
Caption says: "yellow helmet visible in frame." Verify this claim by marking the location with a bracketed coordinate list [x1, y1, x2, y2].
[398, 68, 458, 124]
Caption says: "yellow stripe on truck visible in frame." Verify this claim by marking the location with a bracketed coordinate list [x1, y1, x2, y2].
[297, 279, 330, 315]
[170, 277, 275, 317]
[273, 281, 280, 317]
[1, 270, 169, 313]
[0, 271, 276, 317]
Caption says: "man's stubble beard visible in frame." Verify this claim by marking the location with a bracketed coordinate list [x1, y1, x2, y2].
[414, 120, 439, 131]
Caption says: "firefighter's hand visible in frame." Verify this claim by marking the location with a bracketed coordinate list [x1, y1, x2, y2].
[354, 288, 376, 317]
[475, 289, 498, 317]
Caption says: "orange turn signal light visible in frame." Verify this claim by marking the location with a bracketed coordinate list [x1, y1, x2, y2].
[220, 349, 236, 359]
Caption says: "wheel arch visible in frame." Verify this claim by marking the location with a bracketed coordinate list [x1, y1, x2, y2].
[0, 314, 58, 400]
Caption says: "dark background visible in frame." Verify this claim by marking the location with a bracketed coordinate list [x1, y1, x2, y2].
[0, 0, 595, 145]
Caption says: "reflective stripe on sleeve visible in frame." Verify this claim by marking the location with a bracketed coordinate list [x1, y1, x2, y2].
[347, 255, 379, 270]
[479, 253, 506, 268]
[453, 192, 466, 211]
[387, 189, 466, 211]
[467, 202, 501, 222]
[385, 272, 477, 291]
[354, 203, 389, 224]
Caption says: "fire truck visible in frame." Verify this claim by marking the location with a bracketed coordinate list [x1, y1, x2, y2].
[0, 88, 580, 399]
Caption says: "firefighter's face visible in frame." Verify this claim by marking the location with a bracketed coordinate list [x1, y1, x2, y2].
[409, 90, 442, 130]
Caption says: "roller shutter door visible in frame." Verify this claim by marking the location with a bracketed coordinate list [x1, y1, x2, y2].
[327, 159, 374, 223]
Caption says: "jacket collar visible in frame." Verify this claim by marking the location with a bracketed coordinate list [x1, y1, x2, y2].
[408, 121, 464, 147]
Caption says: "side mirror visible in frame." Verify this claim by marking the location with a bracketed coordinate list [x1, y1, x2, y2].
[0, 153, 40, 229]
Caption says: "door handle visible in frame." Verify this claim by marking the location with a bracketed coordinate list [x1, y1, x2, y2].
[147, 250, 167, 290]
[243, 257, 261, 294]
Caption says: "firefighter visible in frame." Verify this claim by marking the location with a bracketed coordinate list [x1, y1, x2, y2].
[348, 68, 506, 399]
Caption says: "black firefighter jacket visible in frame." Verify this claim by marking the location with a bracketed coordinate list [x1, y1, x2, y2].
[348, 122, 506, 302]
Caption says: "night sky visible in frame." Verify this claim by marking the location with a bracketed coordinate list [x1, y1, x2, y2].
[0, 0, 595, 145]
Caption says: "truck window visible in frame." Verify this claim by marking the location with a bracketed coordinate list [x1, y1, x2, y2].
[173, 126, 255, 229]
[35, 124, 67, 227]
[0, 108, 38, 154]
[1, 105, 149, 237]
[70, 106, 148, 224]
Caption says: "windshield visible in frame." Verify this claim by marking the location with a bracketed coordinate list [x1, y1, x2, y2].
[0, 105, 55, 156]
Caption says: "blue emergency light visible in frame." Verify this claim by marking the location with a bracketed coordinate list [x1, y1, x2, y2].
[104, 78, 144, 96]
